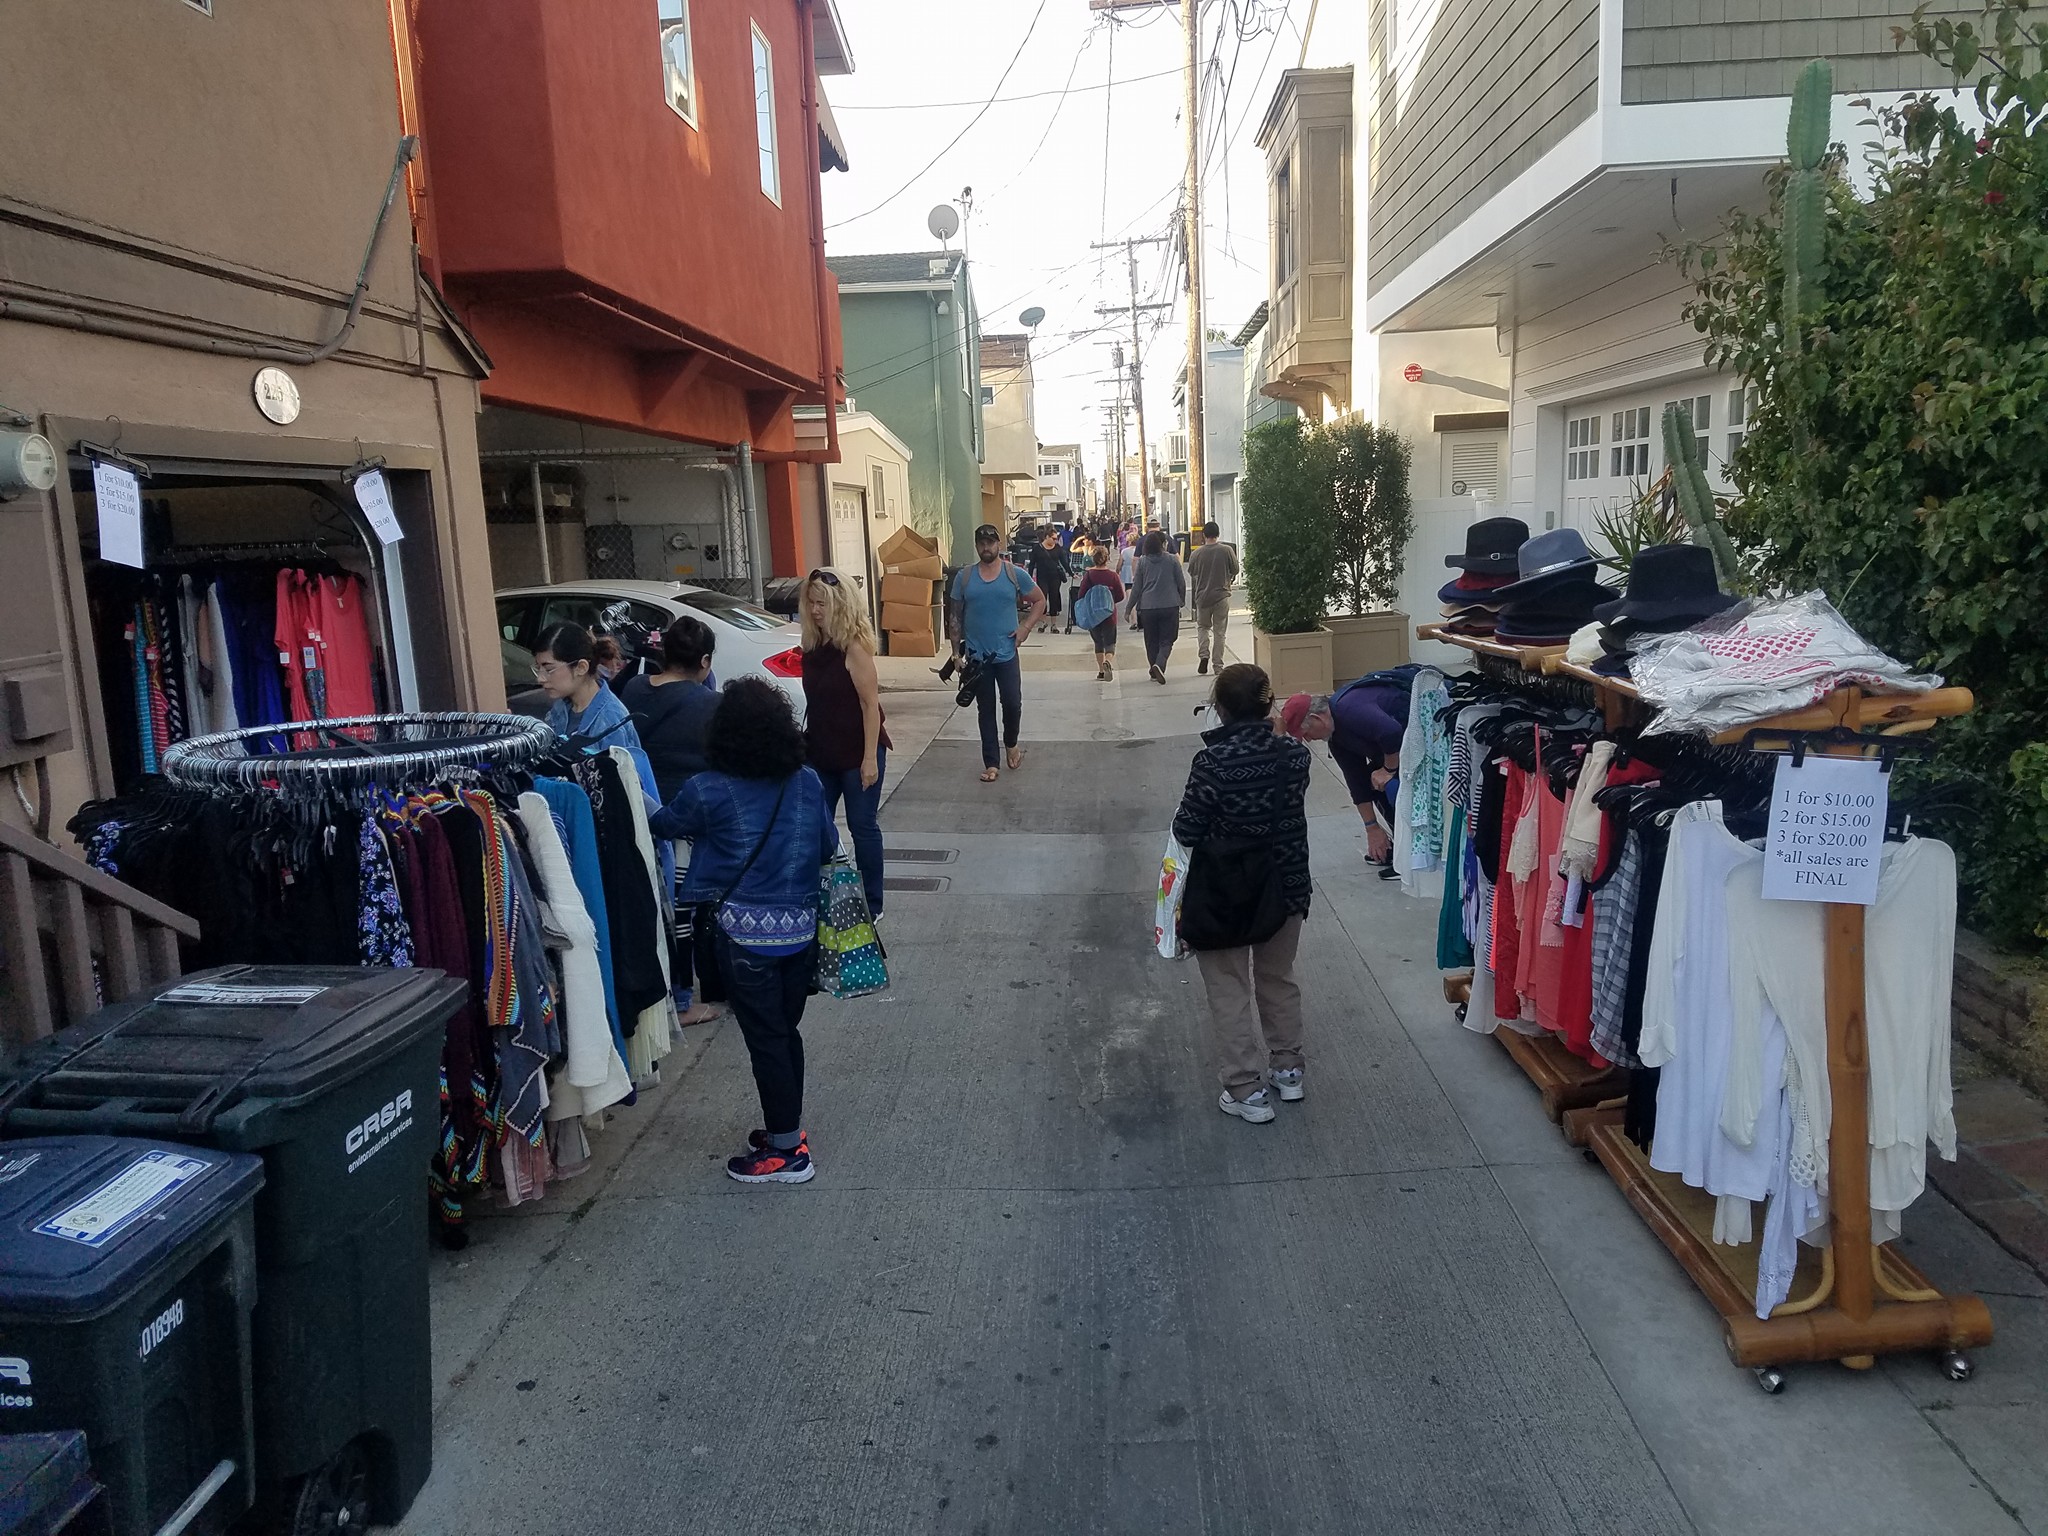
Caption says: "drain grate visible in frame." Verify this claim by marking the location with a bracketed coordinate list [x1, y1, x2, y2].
[883, 875, 949, 893]
[885, 847, 957, 864]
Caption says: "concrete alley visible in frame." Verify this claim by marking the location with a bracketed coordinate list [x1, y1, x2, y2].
[401, 632, 2048, 1536]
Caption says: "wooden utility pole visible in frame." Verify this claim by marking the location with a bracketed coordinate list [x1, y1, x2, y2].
[1093, 235, 1171, 530]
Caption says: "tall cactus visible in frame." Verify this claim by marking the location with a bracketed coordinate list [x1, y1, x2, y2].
[1664, 404, 1741, 588]
[1781, 58, 1832, 355]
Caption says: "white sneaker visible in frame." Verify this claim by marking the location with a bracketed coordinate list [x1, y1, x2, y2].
[1218, 1088, 1276, 1123]
[1268, 1067, 1304, 1102]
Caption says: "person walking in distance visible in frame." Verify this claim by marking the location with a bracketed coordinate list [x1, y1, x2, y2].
[799, 567, 890, 923]
[947, 522, 1046, 783]
[1172, 664, 1313, 1123]
[1073, 546, 1126, 681]
[1027, 528, 1071, 635]
[1186, 521, 1241, 676]
[1126, 530, 1188, 684]
[650, 679, 839, 1182]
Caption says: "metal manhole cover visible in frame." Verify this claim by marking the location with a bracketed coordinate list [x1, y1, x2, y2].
[884, 875, 949, 893]
[885, 848, 957, 864]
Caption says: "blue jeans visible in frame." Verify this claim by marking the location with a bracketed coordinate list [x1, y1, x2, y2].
[819, 746, 886, 917]
[972, 656, 1023, 769]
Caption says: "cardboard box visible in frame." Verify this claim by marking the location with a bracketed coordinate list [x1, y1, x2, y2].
[880, 573, 934, 606]
[875, 525, 939, 564]
[885, 628, 937, 657]
[881, 553, 944, 581]
[880, 601, 932, 634]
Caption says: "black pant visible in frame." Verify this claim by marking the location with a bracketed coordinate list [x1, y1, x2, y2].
[721, 938, 814, 1135]
[1140, 608, 1181, 669]
[973, 655, 1023, 767]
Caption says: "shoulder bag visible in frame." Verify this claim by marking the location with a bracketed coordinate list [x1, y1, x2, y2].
[1178, 836, 1289, 951]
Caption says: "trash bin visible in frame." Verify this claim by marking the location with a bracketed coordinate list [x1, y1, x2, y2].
[0, 1136, 263, 1536]
[0, 966, 464, 1533]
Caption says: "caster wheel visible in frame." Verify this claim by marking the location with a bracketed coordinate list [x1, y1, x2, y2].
[1752, 1365, 1787, 1395]
[287, 1440, 372, 1535]
[1582, 1148, 1600, 1165]
[1941, 1350, 1974, 1382]
[1454, 1003, 1468, 1024]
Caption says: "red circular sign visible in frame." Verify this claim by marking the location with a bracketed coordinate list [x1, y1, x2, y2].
[1403, 363, 1424, 383]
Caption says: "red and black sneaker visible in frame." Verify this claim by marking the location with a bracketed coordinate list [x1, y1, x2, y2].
[727, 1143, 814, 1184]
[746, 1128, 809, 1154]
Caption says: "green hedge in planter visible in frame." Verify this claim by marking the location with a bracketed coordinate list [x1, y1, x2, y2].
[1326, 420, 1413, 617]
[1241, 417, 1336, 635]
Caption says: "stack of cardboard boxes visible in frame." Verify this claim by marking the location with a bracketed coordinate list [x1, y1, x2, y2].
[874, 527, 944, 657]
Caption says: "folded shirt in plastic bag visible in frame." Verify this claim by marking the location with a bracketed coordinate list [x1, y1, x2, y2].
[1628, 591, 1942, 735]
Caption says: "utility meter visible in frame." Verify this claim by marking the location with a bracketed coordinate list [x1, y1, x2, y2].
[0, 430, 57, 495]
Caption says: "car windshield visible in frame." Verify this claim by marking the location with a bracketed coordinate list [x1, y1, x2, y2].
[679, 589, 787, 632]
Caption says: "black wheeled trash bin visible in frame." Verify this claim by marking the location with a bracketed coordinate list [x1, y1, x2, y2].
[0, 966, 464, 1534]
[0, 1136, 263, 1536]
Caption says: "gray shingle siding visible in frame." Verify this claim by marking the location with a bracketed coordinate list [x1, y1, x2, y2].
[1620, 1, 1976, 102]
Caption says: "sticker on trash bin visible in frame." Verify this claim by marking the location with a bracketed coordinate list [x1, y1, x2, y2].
[0, 1152, 40, 1185]
[33, 1150, 214, 1247]
[157, 981, 329, 1007]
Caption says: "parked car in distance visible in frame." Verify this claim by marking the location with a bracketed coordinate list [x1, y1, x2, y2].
[496, 581, 806, 722]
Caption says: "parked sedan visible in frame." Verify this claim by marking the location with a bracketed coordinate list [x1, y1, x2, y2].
[495, 580, 807, 721]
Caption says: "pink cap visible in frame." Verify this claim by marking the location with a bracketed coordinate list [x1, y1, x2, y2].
[1280, 693, 1314, 738]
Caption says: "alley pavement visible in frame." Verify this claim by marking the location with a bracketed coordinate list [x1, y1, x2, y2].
[400, 621, 2048, 1536]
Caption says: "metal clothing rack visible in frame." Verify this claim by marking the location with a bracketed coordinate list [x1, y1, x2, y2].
[1418, 623, 1994, 1390]
[144, 539, 352, 567]
[158, 711, 558, 793]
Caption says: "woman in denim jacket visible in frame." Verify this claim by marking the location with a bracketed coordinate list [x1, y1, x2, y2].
[651, 678, 839, 1184]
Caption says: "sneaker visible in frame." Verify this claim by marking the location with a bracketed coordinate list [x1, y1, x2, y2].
[1198, 657, 1210, 675]
[1218, 1088, 1276, 1123]
[727, 1144, 815, 1183]
[1149, 664, 1165, 684]
[1268, 1067, 1304, 1102]
[746, 1128, 809, 1153]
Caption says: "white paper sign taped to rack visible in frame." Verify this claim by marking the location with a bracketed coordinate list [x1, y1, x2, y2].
[1762, 754, 1888, 905]
[352, 468, 404, 545]
[91, 458, 145, 569]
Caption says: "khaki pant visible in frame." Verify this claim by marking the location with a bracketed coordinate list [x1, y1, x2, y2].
[1195, 914, 1305, 1098]
[1194, 597, 1230, 664]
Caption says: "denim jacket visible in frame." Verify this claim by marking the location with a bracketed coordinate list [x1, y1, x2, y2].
[652, 767, 839, 907]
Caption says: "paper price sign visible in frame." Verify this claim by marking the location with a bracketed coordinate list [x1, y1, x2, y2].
[92, 459, 145, 569]
[1762, 754, 1888, 905]
[353, 468, 404, 545]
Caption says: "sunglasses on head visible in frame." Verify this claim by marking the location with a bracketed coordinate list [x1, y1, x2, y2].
[807, 569, 841, 588]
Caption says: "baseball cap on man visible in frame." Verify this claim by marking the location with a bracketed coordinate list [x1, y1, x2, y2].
[973, 523, 1001, 543]
[1280, 692, 1316, 738]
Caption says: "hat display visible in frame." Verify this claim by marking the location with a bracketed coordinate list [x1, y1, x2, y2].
[1445, 516, 1530, 572]
[1591, 543, 1739, 635]
[1490, 527, 1601, 602]
[1435, 570, 1516, 606]
[1493, 571, 1617, 645]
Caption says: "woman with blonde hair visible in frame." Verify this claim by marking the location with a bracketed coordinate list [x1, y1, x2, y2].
[799, 567, 892, 920]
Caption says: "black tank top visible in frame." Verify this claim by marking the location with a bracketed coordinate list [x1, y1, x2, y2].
[801, 643, 890, 774]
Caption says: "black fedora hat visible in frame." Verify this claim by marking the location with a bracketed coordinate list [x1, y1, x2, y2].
[1490, 527, 1600, 601]
[1494, 573, 1616, 640]
[1592, 543, 1738, 634]
[1445, 516, 1529, 572]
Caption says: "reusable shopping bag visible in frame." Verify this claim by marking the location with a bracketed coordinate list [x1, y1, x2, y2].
[1154, 832, 1193, 960]
[1072, 581, 1115, 631]
[815, 856, 889, 999]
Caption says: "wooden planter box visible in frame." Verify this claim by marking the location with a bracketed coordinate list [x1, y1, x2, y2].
[1252, 626, 1334, 695]
[1323, 610, 1410, 683]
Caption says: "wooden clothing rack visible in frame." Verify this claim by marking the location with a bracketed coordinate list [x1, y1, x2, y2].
[1414, 623, 1994, 1390]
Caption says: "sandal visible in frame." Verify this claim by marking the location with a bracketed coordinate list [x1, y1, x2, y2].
[1007, 747, 1025, 771]
[980, 766, 1000, 783]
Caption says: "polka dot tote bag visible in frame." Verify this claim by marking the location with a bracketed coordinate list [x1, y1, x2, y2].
[816, 857, 889, 999]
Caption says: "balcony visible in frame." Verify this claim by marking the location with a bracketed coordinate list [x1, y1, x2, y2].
[1256, 67, 1353, 414]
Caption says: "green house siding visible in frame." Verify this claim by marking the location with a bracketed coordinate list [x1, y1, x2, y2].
[1621, 1, 1976, 104]
[837, 279, 984, 561]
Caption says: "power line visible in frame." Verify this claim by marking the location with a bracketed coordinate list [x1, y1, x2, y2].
[987, 24, 1100, 202]
[829, 66, 1177, 111]
[824, 0, 1053, 231]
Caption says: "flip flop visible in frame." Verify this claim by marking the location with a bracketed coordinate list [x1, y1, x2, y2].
[1007, 747, 1025, 770]
[980, 767, 1000, 783]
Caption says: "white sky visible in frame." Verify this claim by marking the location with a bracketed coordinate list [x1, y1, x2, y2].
[820, 0, 1302, 492]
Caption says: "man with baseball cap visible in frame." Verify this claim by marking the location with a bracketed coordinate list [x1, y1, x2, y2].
[1281, 666, 1415, 874]
[947, 523, 1046, 782]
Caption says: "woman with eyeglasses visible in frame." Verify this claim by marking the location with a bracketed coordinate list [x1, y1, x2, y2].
[533, 621, 659, 804]
[799, 567, 890, 921]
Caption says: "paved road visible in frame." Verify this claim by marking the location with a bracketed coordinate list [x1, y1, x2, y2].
[402, 628, 2047, 1535]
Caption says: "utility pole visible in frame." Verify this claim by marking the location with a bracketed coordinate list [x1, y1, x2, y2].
[1090, 0, 1205, 534]
[1093, 235, 1171, 530]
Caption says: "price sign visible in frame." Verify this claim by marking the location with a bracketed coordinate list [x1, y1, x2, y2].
[91, 459, 145, 569]
[352, 468, 404, 545]
[1762, 754, 1888, 905]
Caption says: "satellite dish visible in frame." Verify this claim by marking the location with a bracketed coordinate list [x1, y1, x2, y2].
[927, 204, 961, 245]
[1019, 306, 1045, 329]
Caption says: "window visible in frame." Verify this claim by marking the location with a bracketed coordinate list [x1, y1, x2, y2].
[1663, 393, 1711, 467]
[678, 589, 785, 632]
[751, 24, 780, 204]
[1565, 415, 1601, 481]
[1610, 406, 1651, 479]
[1274, 160, 1296, 283]
[980, 384, 995, 406]
[658, 0, 697, 124]
[1726, 384, 1754, 465]
[870, 465, 886, 513]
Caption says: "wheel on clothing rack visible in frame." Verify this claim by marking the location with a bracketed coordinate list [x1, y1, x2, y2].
[1940, 1350, 1975, 1382]
[1751, 1365, 1787, 1395]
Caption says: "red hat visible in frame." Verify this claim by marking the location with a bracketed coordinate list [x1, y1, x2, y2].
[1280, 693, 1315, 738]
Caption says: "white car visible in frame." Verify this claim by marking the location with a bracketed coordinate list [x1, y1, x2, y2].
[495, 580, 807, 722]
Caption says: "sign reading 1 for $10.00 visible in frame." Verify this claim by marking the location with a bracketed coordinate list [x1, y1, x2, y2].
[1762, 755, 1889, 905]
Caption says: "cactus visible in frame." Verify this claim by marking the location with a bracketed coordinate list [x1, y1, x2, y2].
[1663, 404, 1741, 589]
[1781, 58, 1832, 354]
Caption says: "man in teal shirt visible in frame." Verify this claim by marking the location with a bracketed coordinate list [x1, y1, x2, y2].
[947, 523, 1046, 781]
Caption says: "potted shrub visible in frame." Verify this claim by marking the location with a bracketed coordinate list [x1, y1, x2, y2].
[1241, 417, 1336, 695]
[1322, 419, 1414, 682]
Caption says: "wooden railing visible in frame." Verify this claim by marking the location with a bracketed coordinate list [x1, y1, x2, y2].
[0, 819, 198, 1057]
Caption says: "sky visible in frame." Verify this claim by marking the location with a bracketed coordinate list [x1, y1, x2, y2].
[819, 0, 1304, 493]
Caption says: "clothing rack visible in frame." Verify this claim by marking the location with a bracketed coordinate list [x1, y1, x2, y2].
[144, 540, 350, 567]
[1418, 622, 1995, 1389]
[159, 711, 558, 792]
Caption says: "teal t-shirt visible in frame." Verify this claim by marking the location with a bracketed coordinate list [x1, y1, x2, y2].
[954, 560, 1038, 662]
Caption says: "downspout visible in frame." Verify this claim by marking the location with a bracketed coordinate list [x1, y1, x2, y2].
[797, 0, 840, 469]
[930, 296, 947, 546]
[737, 439, 766, 606]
